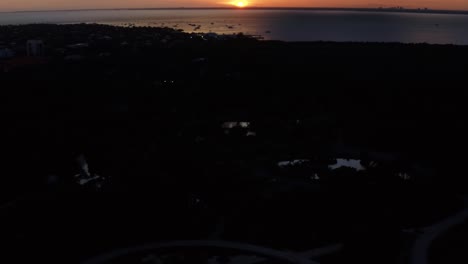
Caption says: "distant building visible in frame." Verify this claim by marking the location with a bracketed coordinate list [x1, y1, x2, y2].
[27, 40, 44, 57]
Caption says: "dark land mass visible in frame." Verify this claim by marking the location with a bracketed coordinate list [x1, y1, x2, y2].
[1, 24, 468, 264]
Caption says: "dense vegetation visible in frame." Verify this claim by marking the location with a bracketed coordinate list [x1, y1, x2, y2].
[1, 24, 467, 264]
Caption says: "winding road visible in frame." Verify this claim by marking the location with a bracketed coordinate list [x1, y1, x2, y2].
[81, 240, 322, 264]
[410, 196, 468, 264]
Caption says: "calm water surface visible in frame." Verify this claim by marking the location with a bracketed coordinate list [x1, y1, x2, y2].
[1, 9, 468, 44]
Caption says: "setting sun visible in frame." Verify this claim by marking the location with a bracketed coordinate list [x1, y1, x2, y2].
[232, 1, 248, 8]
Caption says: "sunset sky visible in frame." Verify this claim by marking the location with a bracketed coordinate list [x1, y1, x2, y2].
[1, 0, 468, 12]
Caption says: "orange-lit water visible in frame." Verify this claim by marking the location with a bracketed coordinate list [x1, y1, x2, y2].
[2, 9, 468, 44]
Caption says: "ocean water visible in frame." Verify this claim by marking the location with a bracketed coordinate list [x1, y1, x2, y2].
[1, 9, 468, 44]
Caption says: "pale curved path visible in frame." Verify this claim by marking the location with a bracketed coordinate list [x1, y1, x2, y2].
[410, 197, 468, 264]
[82, 240, 320, 264]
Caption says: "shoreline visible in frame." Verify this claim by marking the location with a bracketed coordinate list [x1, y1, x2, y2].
[2, 23, 467, 46]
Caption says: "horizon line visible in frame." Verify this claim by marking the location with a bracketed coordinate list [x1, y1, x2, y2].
[2, 6, 468, 15]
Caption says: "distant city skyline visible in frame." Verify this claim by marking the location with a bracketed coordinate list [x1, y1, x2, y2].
[1, 1, 468, 12]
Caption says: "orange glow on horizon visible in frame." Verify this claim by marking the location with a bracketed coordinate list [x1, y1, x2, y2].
[227, 0, 249, 8]
[234, 1, 248, 8]
[1, 0, 468, 12]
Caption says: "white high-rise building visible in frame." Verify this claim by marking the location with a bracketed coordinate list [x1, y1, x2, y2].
[27, 40, 44, 57]
[0, 47, 14, 59]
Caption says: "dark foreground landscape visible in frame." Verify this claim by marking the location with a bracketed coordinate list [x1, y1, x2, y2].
[1, 24, 468, 264]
